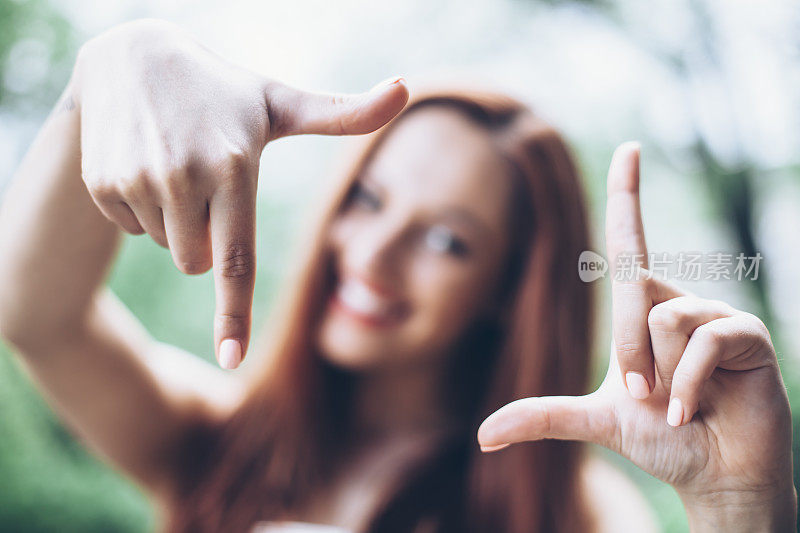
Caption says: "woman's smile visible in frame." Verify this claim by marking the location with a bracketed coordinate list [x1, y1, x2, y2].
[4, 15, 793, 533]
[329, 274, 410, 328]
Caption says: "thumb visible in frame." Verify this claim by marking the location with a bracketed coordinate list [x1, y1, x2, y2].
[477, 393, 612, 451]
[264, 76, 409, 140]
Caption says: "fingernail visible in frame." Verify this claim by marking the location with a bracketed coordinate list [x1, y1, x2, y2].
[480, 443, 510, 453]
[667, 397, 683, 427]
[373, 76, 405, 91]
[625, 372, 650, 400]
[219, 338, 242, 370]
[619, 140, 640, 153]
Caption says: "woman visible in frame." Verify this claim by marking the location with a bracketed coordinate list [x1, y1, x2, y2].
[0, 19, 795, 533]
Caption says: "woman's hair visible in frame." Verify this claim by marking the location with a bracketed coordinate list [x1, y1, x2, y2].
[168, 89, 596, 533]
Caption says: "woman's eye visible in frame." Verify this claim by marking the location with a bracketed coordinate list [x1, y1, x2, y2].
[424, 225, 470, 258]
[349, 182, 382, 211]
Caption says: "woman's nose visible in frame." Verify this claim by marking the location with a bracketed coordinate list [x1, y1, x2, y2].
[346, 216, 408, 283]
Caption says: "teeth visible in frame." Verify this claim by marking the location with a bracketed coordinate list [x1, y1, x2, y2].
[337, 277, 394, 317]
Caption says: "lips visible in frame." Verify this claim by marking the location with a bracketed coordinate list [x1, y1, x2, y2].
[331, 275, 409, 327]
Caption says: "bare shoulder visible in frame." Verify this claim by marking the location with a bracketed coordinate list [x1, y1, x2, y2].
[579, 452, 660, 533]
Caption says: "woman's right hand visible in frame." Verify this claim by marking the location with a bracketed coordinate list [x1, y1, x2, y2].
[72, 19, 408, 369]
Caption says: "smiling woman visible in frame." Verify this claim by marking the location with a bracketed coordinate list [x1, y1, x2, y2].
[318, 105, 517, 369]
[0, 18, 795, 533]
[164, 90, 602, 532]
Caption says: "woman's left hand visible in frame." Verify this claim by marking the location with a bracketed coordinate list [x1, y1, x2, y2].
[477, 142, 797, 532]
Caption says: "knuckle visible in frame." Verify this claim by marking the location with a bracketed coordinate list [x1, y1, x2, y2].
[647, 304, 672, 331]
[119, 217, 145, 235]
[743, 312, 770, 338]
[126, 226, 146, 236]
[214, 310, 250, 333]
[215, 150, 253, 184]
[614, 340, 645, 360]
[329, 94, 349, 134]
[648, 301, 688, 332]
[177, 257, 211, 275]
[117, 170, 150, 199]
[87, 178, 117, 202]
[739, 313, 775, 357]
[615, 279, 648, 298]
[711, 299, 738, 315]
[216, 310, 249, 321]
[537, 398, 553, 436]
[264, 82, 293, 139]
[590, 396, 619, 449]
[163, 166, 191, 196]
[219, 243, 255, 282]
[697, 324, 725, 349]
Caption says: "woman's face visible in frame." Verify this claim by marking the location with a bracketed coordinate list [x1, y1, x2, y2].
[317, 106, 514, 372]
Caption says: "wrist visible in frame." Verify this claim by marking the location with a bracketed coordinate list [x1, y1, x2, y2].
[680, 484, 797, 533]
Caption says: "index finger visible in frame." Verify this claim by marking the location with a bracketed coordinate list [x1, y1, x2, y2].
[605, 141, 647, 272]
[209, 177, 257, 370]
[605, 142, 655, 399]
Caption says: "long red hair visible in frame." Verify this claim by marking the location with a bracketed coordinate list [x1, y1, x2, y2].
[168, 89, 596, 532]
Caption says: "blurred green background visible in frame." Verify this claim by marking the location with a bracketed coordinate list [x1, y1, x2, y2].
[1, 0, 799, 531]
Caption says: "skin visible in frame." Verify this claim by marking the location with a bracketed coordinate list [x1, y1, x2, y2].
[0, 17, 408, 513]
[0, 18, 794, 532]
[302, 109, 515, 528]
[318, 107, 512, 372]
[74, 19, 409, 371]
[309, 109, 657, 531]
[478, 143, 798, 531]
